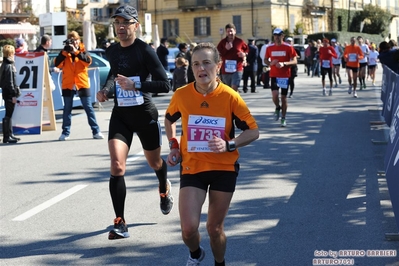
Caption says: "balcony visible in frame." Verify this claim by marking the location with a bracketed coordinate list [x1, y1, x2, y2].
[0, 0, 32, 21]
[92, 16, 111, 24]
[178, 0, 221, 11]
[77, 0, 88, 8]
[107, 0, 120, 7]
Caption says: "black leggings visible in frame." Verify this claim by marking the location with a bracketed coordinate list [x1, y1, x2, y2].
[321, 67, 333, 82]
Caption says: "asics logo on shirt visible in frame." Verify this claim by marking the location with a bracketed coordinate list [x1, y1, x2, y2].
[195, 117, 220, 125]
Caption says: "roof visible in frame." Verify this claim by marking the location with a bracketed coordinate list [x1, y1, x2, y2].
[0, 23, 37, 35]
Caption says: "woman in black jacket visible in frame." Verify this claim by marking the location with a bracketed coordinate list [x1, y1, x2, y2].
[1, 44, 20, 143]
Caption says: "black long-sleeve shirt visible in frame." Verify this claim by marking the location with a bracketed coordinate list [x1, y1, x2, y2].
[104, 38, 170, 117]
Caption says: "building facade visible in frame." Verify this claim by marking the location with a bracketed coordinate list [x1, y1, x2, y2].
[1, 0, 398, 45]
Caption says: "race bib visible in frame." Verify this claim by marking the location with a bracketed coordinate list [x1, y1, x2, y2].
[187, 115, 226, 152]
[225, 60, 237, 73]
[276, 78, 289, 89]
[116, 76, 144, 107]
[322, 60, 330, 68]
[348, 53, 357, 62]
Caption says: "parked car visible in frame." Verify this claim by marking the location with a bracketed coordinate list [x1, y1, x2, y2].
[89, 49, 107, 60]
[167, 47, 180, 72]
[48, 52, 111, 96]
[293, 44, 308, 64]
[49, 53, 172, 97]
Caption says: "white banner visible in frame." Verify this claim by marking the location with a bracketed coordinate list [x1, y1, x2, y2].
[13, 52, 45, 134]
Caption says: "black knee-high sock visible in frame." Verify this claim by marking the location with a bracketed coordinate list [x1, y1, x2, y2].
[215, 260, 225, 266]
[109, 175, 126, 220]
[155, 159, 168, 193]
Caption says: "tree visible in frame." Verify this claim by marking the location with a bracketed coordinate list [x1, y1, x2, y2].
[350, 4, 391, 37]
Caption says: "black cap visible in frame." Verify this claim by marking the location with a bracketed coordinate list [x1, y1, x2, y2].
[111, 5, 139, 22]
[248, 38, 255, 42]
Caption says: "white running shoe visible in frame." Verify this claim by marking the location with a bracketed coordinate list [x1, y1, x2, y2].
[59, 134, 70, 141]
[93, 132, 104, 139]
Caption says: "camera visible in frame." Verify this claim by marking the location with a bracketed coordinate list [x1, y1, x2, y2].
[63, 39, 74, 52]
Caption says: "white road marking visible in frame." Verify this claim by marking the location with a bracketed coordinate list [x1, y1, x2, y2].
[126, 150, 144, 162]
[12, 151, 145, 222]
[12, 184, 88, 221]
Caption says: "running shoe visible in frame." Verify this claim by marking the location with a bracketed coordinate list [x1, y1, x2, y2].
[329, 89, 333, 96]
[363, 84, 366, 89]
[281, 118, 287, 127]
[160, 179, 174, 215]
[353, 93, 358, 98]
[108, 217, 129, 240]
[58, 134, 70, 141]
[322, 88, 326, 96]
[339, 76, 342, 84]
[334, 83, 338, 88]
[274, 108, 280, 121]
[186, 246, 206, 266]
[348, 85, 352, 94]
[93, 132, 104, 139]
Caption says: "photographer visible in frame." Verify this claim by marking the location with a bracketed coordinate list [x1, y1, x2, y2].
[54, 31, 104, 141]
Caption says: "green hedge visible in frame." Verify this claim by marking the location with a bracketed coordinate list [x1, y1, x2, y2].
[307, 32, 385, 45]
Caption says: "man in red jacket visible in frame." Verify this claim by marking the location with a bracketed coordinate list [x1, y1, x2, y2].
[217, 23, 249, 92]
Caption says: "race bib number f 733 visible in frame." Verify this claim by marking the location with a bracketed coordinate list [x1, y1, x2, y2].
[187, 115, 226, 152]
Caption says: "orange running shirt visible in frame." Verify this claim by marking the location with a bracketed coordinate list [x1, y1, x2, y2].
[343, 45, 364, 68]
[165, 82, 258, 175]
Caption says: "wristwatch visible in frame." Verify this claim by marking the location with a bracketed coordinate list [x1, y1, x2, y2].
[134, 81, 141, 89]
[226, 140, 236, 152]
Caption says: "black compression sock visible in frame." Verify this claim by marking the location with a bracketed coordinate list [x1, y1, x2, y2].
[190, 247, 202, 259]
[215, 260, 225, 266]
[155, 159, 167, 193]
[109, 175, 126, 220]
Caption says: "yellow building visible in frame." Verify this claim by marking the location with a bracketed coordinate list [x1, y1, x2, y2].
[78, 0, 398, 44]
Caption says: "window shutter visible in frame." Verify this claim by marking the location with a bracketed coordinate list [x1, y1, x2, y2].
[207, 17, 211, 35]
[194, 18, 198, 36]
[176, 19, 179, 36]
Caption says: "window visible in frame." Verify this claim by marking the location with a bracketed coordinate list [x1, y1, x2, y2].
[194, 17, 211, 36]
[163, 19, 179, 38]
[90, 0, 100, 2]
[232, 15, 242, 34]
[313, 18, 319, 33]
[91, 8, 103, 20]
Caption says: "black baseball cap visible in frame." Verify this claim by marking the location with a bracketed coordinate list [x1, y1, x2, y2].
[112, 5, 139, 22]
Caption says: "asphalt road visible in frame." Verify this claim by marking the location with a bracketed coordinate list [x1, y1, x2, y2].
[1, 65, 399, 266]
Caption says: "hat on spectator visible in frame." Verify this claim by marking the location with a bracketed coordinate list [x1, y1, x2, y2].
[15, 38, 25, 47]
[112, 5, 139, 22]
[286, 37, 293, 42]
[273, 28, 284, 35]
[331, 38, 337, 43]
